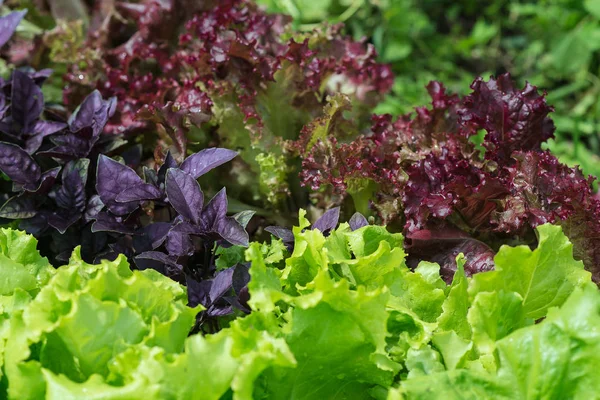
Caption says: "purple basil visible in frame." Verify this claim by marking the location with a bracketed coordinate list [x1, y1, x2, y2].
[349, 212, 369, 231]
[0, 142, 41, 185]
[96, 155, 145, 216]
[312, 207, 341, 234]
[180, 148, 238, 178]
[0, 10, 26, 48]
[165, 168, 203, 224]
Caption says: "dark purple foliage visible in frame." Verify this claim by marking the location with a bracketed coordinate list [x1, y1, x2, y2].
[187, 263, 251, 322]
[0, 71, 66, 154]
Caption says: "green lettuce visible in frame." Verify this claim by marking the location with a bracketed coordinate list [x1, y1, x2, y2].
[0, 221, 597, 399]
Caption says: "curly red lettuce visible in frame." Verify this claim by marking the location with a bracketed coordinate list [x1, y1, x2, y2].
[301, 74, 600, 282]
[62, 0, 392, 209]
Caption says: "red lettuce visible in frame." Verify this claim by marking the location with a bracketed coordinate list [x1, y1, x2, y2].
[301, 74, 600, 282]
[62, 0, 392, 209]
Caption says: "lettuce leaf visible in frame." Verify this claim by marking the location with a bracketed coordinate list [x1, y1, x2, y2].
[0, 219, 596, 399]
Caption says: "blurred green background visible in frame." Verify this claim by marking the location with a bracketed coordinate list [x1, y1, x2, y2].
[258, 0, 600, 181]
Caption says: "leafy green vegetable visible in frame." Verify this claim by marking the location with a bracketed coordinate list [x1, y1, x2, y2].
[0, 218, 596, 398]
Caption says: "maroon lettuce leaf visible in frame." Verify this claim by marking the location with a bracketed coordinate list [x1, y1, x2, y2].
[458, 74, 555, 165]
[300, 73, 600, 281]
[406, 227, 496, 283]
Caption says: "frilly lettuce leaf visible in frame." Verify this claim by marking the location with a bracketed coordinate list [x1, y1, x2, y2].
[399, 283, 600, 399]
[2, 243, 199, 399]
[0, 216, 596, 399]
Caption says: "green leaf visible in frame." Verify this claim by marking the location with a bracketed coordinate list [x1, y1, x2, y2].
[585, 0, 600, 19]
[495, 283, 600, 399]
[467, 290, 530, 355]
[470, 224, 591, 320]
[436, 255, 470, 340]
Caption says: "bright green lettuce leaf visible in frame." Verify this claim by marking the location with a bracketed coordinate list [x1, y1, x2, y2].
[258, 270, 399, 399]
[3, 246, 199, 400]
[467, 290, 530, 357]
[0, 228, 54, 296]
[400, 283, 600, 399]
[470, 224, 591, 320]
[0, 220, 596, 400]
[494, 283, 600, 399]
[436, 255, 470, 340]
[387, 262, 446, 324]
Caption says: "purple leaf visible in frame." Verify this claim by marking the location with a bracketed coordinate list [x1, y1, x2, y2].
[209, 267, 235, 304]
[186, 275, 211, 308]
[206, 305, 234, 317]
[0, 10, 26, 48]
[40, 133, 92, 159]
[180, 148, 238, 179]
[47, 212, 81, 234]
[0, 195, 36, 219]
[165, 168, 203, 224]
[24, 120, 67, 153]
[115, 183, 162, 203]
[84, 195, 104, 222]
[224, 287, 250, 313]
[349, 212, 368, 231]
[30, 69, 52, 85]
[19, 213, 48, 236]
[0, 93, 6, 118]
[312, 207, 340, 233]
[265, 226, 294, 243]
[170, 221, 203, 235]
[146, 222, 172, 249]
[96, 155, 145, 215]
[0, 142, 40, 184]
[216, 217, 249, 247]
[232, 263, 251, 294]
[201, 188, 249, 246]
[199, 188, 228, 230]
[165, 231, 194, 257]
[11, 70, 43, 134]
[91, 212, 136, 234]
[69, 90, 116, 136]
[233, 210, 255, 229]
[157, 150, 177, 184]
[18, 166, 60, 194]
[52, 159, 89, 211]
[136, 251, 182, 276]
